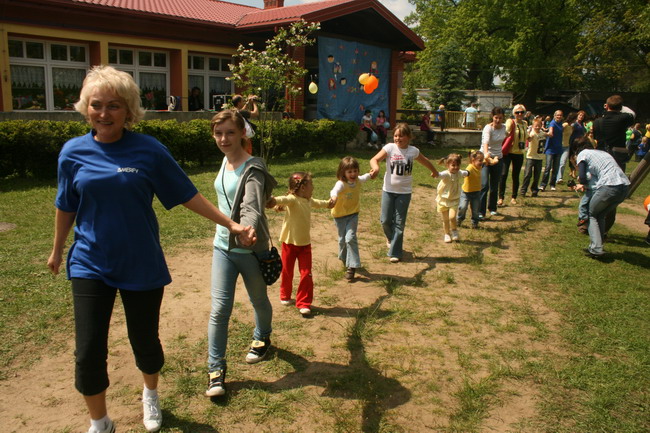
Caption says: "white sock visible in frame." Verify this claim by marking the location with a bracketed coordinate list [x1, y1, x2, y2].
[143, 385, 158, 399]
[90, 415, 111, 432]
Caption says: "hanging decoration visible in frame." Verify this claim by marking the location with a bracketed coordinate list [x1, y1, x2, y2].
[308, 74, 318, 94]
[358, 73, 370, 85]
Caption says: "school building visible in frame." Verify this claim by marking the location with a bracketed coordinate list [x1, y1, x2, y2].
[0, 0, 423, 125]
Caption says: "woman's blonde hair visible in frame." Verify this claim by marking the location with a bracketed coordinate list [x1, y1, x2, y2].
[75, 65, 145, 129]
[210, 109, 247, 147]
[512, 104, 526, 113]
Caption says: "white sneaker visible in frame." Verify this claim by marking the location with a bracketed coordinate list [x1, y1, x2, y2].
[280, 299, 292, 306]
[444, 234, 452, 243]
[551, 186, 556, 191]
[451, 230, 459, 241]
[389, 257, 400, 263]
[299, 308, 311, 316]
[142, 395, 162, 432]
[88, 419, 115, 433]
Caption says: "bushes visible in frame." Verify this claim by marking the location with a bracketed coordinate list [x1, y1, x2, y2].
[0, 118, 358, 178]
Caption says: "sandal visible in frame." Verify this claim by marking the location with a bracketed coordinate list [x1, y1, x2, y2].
[497, 199, 504, 206]
[510, 198, 517, 205]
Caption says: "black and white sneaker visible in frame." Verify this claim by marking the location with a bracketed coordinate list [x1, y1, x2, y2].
[205, 368, 226, 397]
[245, 338, 271, 364]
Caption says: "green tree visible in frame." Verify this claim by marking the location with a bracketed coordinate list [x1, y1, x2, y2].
[228, 20, 320, 160]
[405, 0, 650, 106]
[426, 40, 467, 110]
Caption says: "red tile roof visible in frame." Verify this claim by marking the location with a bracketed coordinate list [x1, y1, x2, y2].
[237, 0, 358, 27]
[71, 0, 257, 26]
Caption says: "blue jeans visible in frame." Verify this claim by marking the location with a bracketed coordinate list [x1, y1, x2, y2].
[381, 191, 411, 259]
[335, 213, 361, 268]
[557, 146, 570, 182]
[208, 247, 273, 371]
[457, 190, 481, 226]
[578, 189, 592, 220]
[540, 153, 561, 188]
[587, 185, 628, 255]
[480, 160, 502, 214]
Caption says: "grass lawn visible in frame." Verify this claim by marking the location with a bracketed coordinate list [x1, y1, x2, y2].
[0, 147, 648, 432]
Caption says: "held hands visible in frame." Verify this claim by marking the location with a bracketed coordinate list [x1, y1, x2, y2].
[233, 224, 257, 246]
[574, 183, 586, 193]
[327, 197, 336, 208]
[369, 168, 379, 179]
[265, 197, 277, 208]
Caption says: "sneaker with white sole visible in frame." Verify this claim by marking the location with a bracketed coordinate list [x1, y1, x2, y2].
[551, 186, 556, 191]
[389, 257, 400, 263]
[205, 368, 226, 397]
[142, 395, 162, 432]
[444, 234, 452, 243]
[451, 230, 459, 241]
[299, 307, 311, 316]
[88, 419, 115, 433]
[280, 299, 292, 306]
[245, 338, 271, 364]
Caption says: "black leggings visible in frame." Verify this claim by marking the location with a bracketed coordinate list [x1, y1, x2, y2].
[72, 278, 164, 395]
[499, 153, 524, 199]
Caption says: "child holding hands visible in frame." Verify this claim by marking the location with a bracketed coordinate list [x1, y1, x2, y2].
[436, 153, 469, 242]
[330, 156, 373, 280]
[370, 123, 438, 262]
[457, 150, 484, 229]
[267, 172, 334, 316]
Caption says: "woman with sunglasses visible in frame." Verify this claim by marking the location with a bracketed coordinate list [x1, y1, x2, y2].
[498, 104, 528, 206]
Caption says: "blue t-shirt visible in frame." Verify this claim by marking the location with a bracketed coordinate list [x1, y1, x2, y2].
[545, 120, 564, 154]
[55, 130, 198, 290]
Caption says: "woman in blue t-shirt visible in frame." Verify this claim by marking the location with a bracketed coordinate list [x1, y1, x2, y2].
[47, 66, 254, 433]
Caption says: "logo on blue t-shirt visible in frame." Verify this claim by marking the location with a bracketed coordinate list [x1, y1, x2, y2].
[117, 167, 139, 173]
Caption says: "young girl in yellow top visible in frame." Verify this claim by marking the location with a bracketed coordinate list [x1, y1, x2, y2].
[457, 150, 484, 229]
[436, 153, 469, 242]
[267, 172, 333, 316]
[329, 156, 373, 280]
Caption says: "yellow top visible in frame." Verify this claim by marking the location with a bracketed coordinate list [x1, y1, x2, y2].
[506, 118, 527, 154]
[462, 164, 482, 193]
[274, 194, 330, 246]
[330, 174, 371, 218]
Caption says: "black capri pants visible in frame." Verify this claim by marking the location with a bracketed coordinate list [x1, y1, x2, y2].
[72, 278, 164, 396]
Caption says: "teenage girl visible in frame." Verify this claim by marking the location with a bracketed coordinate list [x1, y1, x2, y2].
[329, 156, 373, 280]
[436, 153, 469, 242]
[267, 172, 333, 316]
[457, 150, 484, 229]
[370, 122, 438, 262]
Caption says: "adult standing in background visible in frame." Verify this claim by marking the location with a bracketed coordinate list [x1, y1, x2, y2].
[480, 107, 507, 217]
[592, 94, 635, 171]
[233, 94, 259, 154]
[47, 66, 255, 433]
[498, 104, 527, 205]
[540, 110, 564, 191]
[463, 103, 478, 129]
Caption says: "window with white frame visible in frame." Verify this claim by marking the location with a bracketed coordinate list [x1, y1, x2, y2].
[109, 47, 169, 110]
[9, 38, 88, 110]
[187, 54, 233, 110]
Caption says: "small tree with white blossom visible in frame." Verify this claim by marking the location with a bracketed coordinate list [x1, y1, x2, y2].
[228, 20, 320, 160]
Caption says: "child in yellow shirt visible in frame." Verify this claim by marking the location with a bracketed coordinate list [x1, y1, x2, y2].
[267, 172, 333, 316]
[457, 150, 484, 229]
[436, 153, 469, 242]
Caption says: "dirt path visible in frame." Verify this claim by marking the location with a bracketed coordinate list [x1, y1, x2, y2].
[1, 187, 647, 433]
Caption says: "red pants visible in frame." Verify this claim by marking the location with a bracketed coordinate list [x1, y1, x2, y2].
[280, 242, 313, 309]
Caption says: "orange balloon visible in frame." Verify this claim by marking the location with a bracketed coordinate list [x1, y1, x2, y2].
[358, 73, 370, 85]
[366, 75, 378, 89]
[644, 195, 650, 212]
[363, 84, 374, 94]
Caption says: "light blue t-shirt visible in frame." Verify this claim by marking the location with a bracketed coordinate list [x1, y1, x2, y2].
[213, 157, 251, 253]
[55, 130, 198, 290]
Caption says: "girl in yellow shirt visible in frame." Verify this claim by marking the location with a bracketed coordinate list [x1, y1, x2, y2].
[267, 172, 333, 316]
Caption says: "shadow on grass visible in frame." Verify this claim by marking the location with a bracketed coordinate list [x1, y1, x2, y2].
[161, 410, 221, 432]
[212, 299, 411, 432]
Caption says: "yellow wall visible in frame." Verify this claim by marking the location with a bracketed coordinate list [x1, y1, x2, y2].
[0, 23, 237, 112]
